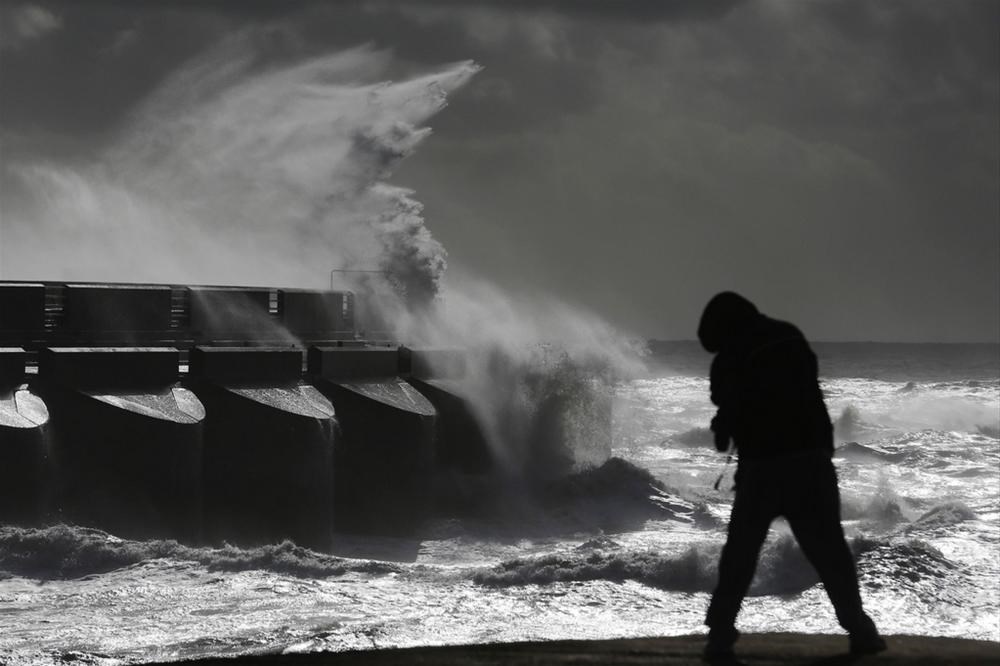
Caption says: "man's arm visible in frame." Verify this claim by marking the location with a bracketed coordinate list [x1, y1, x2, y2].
[710, 413, 731, 452]
[709, 355, 735, 452]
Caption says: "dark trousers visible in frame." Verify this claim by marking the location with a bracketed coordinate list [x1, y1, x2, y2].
[705, 452, 870, 633]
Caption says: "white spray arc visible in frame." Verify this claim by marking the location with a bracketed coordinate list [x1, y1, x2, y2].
[5, 36, 645, 477]
[6, 38, 470, 296]
[401, 274, 646, 477]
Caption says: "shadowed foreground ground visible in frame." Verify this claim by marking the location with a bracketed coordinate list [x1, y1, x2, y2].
[148, 634, 1000, 665]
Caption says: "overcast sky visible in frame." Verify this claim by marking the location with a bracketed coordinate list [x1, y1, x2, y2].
[1, 0, 997, 342]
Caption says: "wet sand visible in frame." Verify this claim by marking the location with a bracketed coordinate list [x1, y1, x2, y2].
[148, 633, 1000, 665]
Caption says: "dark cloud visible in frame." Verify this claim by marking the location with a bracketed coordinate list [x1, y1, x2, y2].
[363, 0, 744, 21]
[0, 0, 748, 147]
[1, 0, 996, 340]
[0, 3, 63, 51]
[391, 1, 999, 341]
[0, 5, 223, 138]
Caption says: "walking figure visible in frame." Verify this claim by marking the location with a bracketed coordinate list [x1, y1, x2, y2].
[697, 292, 885, 662]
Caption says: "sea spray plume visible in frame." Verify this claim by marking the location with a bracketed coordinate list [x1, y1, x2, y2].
[6, 30, 645, 480]
[400, 273, 648, 478]
[5, 35, 476, 293]
[366, 182, 448, 313]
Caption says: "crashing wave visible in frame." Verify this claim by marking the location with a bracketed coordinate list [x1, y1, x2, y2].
[472, 542, 720, 592]
[835, 441, 909, 463]
[842, 492, 908, 529]
[834, 404, 877, 442]
[470, 534, 816, 596]
[671, 427, 715, 447]
[470, 535, 777, 595]
[976, 424, 999, 439]
[474, 531, 960, 598]
[901, 501, 977, 534]
[0, 525, 400, 580]
[536, 457, 717, 531]
[438, 457, 715, 537]
[853, 536, 957, 585]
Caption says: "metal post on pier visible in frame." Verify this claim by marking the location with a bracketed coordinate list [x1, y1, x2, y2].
[329, 268, 387, 290]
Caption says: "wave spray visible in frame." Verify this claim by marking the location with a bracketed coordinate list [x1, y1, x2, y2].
[4, 33, 644, 478]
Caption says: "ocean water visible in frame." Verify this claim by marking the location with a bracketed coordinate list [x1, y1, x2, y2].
[1, 342, 997, 664]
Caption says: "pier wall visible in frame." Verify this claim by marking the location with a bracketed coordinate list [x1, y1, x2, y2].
[0, 347, 48, 525]
[0, 281, 495, 544]
[36, 347, 204, 541]
[189, 346, 336, 549]
[402, 347, 493, 474]
[309, 347, 436, 533]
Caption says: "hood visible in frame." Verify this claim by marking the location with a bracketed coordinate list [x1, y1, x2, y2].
[697, 291, 760, 353]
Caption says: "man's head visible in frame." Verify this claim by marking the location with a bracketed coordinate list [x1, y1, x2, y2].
[698, 291, 760, 353]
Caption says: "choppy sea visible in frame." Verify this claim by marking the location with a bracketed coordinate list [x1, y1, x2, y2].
[1, 342, 997, 664]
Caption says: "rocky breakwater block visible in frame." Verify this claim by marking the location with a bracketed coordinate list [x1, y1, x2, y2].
[308, 346, 436, 533]
[402, 347, 492, 475]
[36, 347, 204, 541]
[0, 347, 49, 524]
[187, 346, 336, 550]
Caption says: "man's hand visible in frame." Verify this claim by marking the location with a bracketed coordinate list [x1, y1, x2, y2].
[710, 413, 731, 452]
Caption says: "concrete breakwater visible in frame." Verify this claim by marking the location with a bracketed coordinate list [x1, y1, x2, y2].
[0, 281, 492, 547]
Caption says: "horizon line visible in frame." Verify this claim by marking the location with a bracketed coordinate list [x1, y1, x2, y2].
[648, 338, 1000, 346]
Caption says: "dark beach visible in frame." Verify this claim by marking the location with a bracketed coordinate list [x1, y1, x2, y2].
[148, 634, 1000, 665]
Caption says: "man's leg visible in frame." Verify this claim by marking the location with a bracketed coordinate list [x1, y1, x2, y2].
[785, 457, 885, 653]
[705, 471, 774, 653]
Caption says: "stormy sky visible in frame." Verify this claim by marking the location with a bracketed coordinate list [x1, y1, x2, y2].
[0, 0, 997, 342]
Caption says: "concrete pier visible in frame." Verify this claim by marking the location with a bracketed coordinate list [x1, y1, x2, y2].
[188, 287, 288, 344]
[309, 346, 436, 533]
[36, 347, 204, 541]
[0, 279, 524, 544]
[0, 282, 46, 346]
[403, 347, 492, 474]
[279, 289, 354, 342]
[188, 347, 336, 549]
[63, 284, 173, 343]
[0, 348, 28, 390]
[0, 347, 48, 525]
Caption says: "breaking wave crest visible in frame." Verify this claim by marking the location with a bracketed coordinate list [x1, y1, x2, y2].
[854, 536, 958, 588]
[540, 457, 709, 522]
[530, 457, 718, 534]
[441, 457, 715, 537]
[0, 525, 400, 580]
[472, 541, 720, 592]
[472, 536, 790, 595]
[831, 387, 1000, 441]
[473, 532, 959, 598]
[835, 441, 909, 463]
[902, 501, 978, 533]
[672, 427, 715, 447]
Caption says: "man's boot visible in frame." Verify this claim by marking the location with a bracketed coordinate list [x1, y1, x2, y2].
[848, 614, 887, 655]
[703, 626, 741, 663]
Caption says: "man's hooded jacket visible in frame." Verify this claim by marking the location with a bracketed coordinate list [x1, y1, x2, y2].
[698, 292, 833, 460]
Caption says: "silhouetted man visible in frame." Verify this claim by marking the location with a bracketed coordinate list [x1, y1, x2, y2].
[697, 292, 884, 662]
